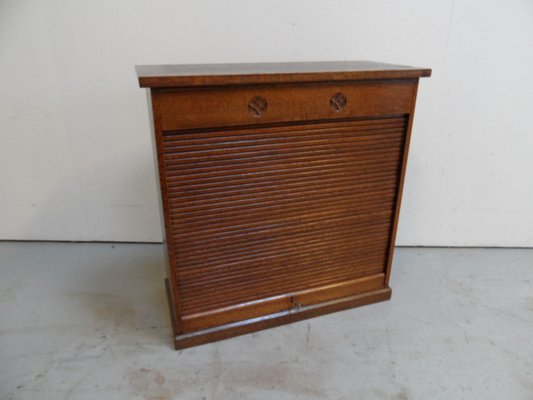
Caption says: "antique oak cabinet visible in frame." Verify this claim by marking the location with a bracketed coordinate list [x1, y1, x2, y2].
[137, 61, 431, 349]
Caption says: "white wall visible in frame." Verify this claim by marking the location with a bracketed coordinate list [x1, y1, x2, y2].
[1, 0, 532, 246]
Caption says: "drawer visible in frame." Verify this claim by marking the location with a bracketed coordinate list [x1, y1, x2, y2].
[156, 80, 416, 132]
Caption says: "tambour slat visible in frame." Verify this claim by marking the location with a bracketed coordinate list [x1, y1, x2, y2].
[168, 170, 399, 202]
[170, 198, 395, 239]
[180, 250, 387, 298]
[175, 231, 389, 277]
[175, 227, 389, 270]
[171, 206, 394, 245]
[169, 196, 395, 240]
[168, 163, 400, 194]
[166, 148, 401, 177]
[169, 180, 397, 217]
[162, 117, 407, 322]
[162, 129, 404, 156]
[171, 212, 394, 265]
[181, 253, 388, 313]
[167, 162, 401, 195]
[162, 116, 407, 141]
[177, 248, 389, 306]
[166, 145, 402, 172]
[165, 136, 399, 162]
[177, 229, 389, 274]
[173, 215, 392, 260]
[164, 141, 403, 172]
[187, 252, 386, 293]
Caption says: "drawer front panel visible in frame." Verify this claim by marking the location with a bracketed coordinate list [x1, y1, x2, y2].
[163, 117, 408, 332]
[157, 81, 415, 132]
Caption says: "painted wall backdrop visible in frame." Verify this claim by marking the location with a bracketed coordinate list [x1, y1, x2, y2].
[1, 0, 532, 246]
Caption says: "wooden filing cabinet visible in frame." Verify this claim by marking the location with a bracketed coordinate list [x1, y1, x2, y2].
[136, 61, 431, 349]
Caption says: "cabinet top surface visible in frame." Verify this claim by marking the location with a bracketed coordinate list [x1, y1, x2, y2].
[136, 61, 431, 88]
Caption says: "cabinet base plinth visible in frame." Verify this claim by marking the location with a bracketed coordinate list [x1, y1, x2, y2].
[165, 282, 391, 350]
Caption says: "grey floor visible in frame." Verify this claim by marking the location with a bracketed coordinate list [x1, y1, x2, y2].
[0, 243, 532, 400]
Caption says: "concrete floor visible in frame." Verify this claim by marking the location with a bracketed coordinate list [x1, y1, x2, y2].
[0, 243, 532, 400]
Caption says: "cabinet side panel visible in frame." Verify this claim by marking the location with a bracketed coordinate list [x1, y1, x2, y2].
[147, 90, 182, 335]
[384, 80, 420, 286]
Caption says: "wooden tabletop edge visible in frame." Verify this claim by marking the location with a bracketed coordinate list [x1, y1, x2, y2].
[137, 70, 432, 88]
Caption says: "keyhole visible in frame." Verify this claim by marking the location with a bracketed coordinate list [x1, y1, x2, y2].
[290, 296, 302, 311]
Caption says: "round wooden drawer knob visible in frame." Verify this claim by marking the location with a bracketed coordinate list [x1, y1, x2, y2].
[248, 96, 267, 117]
[330, 92, 347, 112]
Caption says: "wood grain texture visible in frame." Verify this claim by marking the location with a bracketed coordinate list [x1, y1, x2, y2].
[161, 119, 405, 331]
[157, 81, 414, 131]
[139, 61, 430, 349]
[174, 287, 392, 349]
[136, 61, 431, 88]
